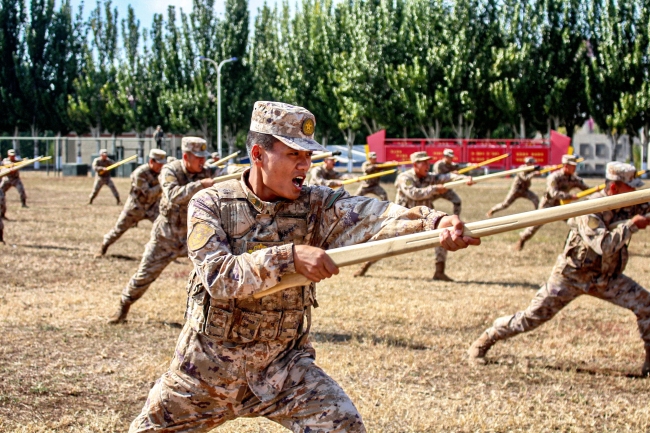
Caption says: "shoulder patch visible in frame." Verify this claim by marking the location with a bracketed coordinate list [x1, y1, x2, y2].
[404, 178, 414, 187]
[587, 216, 601, 230]
[188, 223, 215, 251]
[325, 189, 346, 209]
[165, 175, 176, 183]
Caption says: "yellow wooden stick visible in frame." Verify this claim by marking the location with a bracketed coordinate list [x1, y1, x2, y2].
[376, 160, 412, 169]
[253, 188, 650, 298]
[213, 172, 243, 183]
[0, 156, 52, 178]
[340, 169, 397, 186]
[443, 166, 534, 188]
[312, 151, 341, 161]
[311, 162, 325, 168]
[560, 170, 646, 205]
[457, 153, 509, 174]
[538, 158, 585, 175]
[210, 151, 240, 167]
[101, 154, 138, 172]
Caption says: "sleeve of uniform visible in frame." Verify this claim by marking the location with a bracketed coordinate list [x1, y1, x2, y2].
[316, 189, 446, 248]
[187, 191, 296, 299]
[571, 213, 636, 257]
[546, 173, 567, 200]
[396, 174, 440, 201]
[432, 161, 441, 174]
[160, 165, 204, 207]
[91, 158, 99, 171]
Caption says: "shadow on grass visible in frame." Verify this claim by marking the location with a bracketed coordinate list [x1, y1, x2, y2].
[108, 254, 138, 261]
[488, 358, 645, 379]
[458, 280, 541, 290]
[17, 243, 83, 251]
[312, 331, 428, 351]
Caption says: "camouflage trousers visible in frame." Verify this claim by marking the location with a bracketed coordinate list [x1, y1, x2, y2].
[130, 326, 365, 433]
[489, 189, 539, 215]
[432, 190, 462, 216]
[89, 177, 120, 202]
[353, 184, 388, 201]
[103, 206, 157, 250]
[0, 188, 6, 217]
[121, 218, 186, 305]
[1, 177, 26, 203]
[488, 269, 650, 347]
[518, 196, 553, 242]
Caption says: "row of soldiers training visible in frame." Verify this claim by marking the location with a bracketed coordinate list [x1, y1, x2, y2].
[1, 100, 649, 432]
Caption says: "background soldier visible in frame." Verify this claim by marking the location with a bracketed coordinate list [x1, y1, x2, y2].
[354, 151, 390, 200]
[153, 125, 164, 149]
[89, 149, 121, 205]
[515, 154, 589, 250]
[108, 137, 213, 324]
[129, 101, 479, 433]
[1, 149, 27, 208]
[97, 149, 167, 257]
[432, 148, 465, 215]
[309, 155, 347, 187]
[469, 162, 650, 376]
[355, 151, 472, 281]
[486, 156, 540, 217]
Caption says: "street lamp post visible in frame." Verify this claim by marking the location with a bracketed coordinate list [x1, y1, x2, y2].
[198, 56, 238, 157]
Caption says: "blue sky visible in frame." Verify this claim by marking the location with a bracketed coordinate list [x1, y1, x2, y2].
[67, 0, 280, 29]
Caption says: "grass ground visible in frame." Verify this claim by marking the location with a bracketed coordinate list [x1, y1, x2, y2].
[1, 171, 649, 432]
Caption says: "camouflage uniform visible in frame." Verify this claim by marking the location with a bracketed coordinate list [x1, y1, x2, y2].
[488, 165, 539, 215]
[353, 160, 388, 200]
[518, 169, 589, 243]
[1, 157, 27, 206]
[309, 165, 343, 187]
[89, 157, 120, 203]
[483, 191, 650, 352]
[120, 158, 212, 306]
[129, 171, 447, 433]
[432, 159, 463, 215]
[0, 187, 6, 219]
[101, 163, 163, 252]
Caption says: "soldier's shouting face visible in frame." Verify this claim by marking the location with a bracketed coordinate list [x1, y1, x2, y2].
[413, 161, 430, 178]
[249, 141, 312, 202]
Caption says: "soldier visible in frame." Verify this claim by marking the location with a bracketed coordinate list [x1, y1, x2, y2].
[486, 156, 540, 217]
[128, 101, 479, 433]
[515, 154, 589, 250]
[432, 148, 464, 215]
[96, 149, 168, 257]
[108, 137, 214, 324]
[1, 149, 27, 208]
[0, 189, 5, 242]
[89, 149, 121, 205]
[353, 151, 390, 200]
[468, 162, 650, 376]
[354, 151, 472, 281]
[309, 155, 347, 187]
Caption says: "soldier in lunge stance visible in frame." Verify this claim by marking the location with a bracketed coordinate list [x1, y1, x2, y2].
[96, 149, 167, 257]
[487, 156, 539, 218]
[353, 151, 389, 200]
[309, 155, 348, 187]
[1, 149, 28, 208]
[128, 101, 479, 432]
[89, 149, 121, 205]
[108, 138, 213, 324]
[468, 162, 650, 377]
[515, 154, 589, 250]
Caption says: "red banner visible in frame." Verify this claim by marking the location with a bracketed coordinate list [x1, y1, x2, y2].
[425, 147, 461, 163]
[512, 148, 549, 165]
[385, 146, 421, 162]
[466, 147, 507, 167]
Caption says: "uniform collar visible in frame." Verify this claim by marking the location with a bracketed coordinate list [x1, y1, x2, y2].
[239, 169, 283, 215]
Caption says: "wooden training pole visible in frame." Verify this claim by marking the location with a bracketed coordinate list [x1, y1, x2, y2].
[443, 166, 534, 188]
[210, 151, 240, 167]
[253, 188, 650, 298]
[457, 153, 509, 174]
[340, 169, 397, 186]
[375, 160, 412, 169]
[101, 154, 138, 172]
[560, 170, 646, 205]
[213, 172, 243, 183]
[0, 155, 52, 178]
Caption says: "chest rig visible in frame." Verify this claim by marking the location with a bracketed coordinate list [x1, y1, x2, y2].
[186, 179, 317, 344]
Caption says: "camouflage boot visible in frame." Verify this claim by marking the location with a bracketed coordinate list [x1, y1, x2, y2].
[467, 330, 497, 365]
[107, 300, 131, 324]
[353, 261, 374, 277]
[433, 262, 453, 282]
[643, 346, 650, 377]
[21, 200, 27, 208]
[514, 238, 526, 251]
[94, 243, 108, 258]
[0, 228, 4, 244]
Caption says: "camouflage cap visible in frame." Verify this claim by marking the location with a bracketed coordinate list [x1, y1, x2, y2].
[99, 149, 108, 155]
[443, 148, 455, 157]
[149, 149, 167, 164]
[368, 151, 377, 159]
[606, 162, 644, 188]
[7, 149, 15, 156]
[249, 101, 326, 152]
[182, 136, 210, 158]
[561, 154, 578, 165]
[410, 151, 431, 163]
[524, 156, 536, 164]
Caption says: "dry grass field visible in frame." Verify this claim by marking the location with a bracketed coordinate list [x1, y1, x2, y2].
[1, 170, 650, 432]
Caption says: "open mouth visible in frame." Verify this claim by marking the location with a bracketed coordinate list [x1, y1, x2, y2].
[292, 176, 305, 188]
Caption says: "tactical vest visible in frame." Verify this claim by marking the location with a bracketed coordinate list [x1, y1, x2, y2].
[129, 164, 160, 207]
[159, 159, 210, 226]
[185, 179, 319, 344]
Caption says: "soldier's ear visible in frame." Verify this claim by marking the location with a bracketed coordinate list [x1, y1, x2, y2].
[250, 144, 263, 164]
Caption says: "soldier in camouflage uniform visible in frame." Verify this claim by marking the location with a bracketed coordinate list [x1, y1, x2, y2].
[108, 138, 214, 324]
[469, 162, 650, 376]
[353, 151, 389, 200]
[129, 101, 479, 433]
[0, 189, 4, 242]
[88, 149, 121, 205]
[486, 156, 540, 217]
[431, 148, 464, 215]
[309, 156, 348, 187]
[354, 151, 472, 281]
[97, 149, 168, 257]
[1, 149, 27, 208]
[515, 154, 589, 250]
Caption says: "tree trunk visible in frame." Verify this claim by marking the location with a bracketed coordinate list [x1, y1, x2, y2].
[92, 124, 101, 153]
[344, 128, 356, 173]
[12, 126, 19, 154]
[519, 115, 526, 139]
[111, 133, 117, 156]
[31, 124, 40, 169]
[224, 125, 237, 158]
[454, 114, 463, 138]
[643, 124, 649, 174]
[137, 131, 145, 164]
[609, 131, 619, 161]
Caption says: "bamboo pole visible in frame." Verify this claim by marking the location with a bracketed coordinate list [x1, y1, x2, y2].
[101, 154, 138, 172]
[442, 166, 534, 188]
[0, 156, 52, 178]
[340, 169, 397, 186]
[253, 188, 650, 298]
[209, 151, 240, 167]
[538, 158, 585, 175]
[213, 172, 242, 183]
[457, 153, 509, 174]
[311, 151, 341, 161]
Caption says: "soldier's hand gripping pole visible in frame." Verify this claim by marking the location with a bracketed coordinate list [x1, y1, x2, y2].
[442, 165, 534, 188]
[457, 153, 509, 174]
[253, 188, 650, 299]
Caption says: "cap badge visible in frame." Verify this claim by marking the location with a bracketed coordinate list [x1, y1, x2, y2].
[302, 118, 315, 135]
[201, 143, 207, 151]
